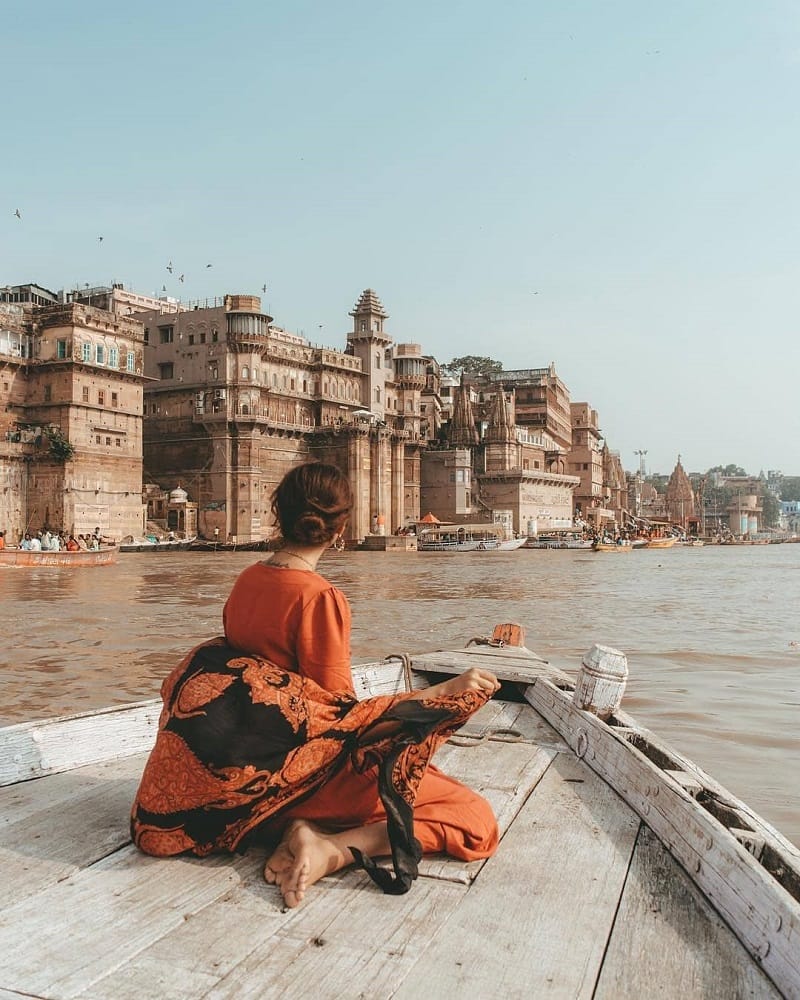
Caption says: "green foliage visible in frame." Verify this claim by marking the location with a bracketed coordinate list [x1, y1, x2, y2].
[43, 425, 75, 462]
[780, 476, 800, 502]
[441, 355, 504, 378]
[708, 463, 748, 477]
[761, 490, 780, 528]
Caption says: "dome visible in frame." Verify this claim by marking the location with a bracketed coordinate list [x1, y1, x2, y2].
[170, 484, 188, 504]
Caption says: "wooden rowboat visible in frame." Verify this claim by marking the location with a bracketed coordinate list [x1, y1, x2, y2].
[1, 628, 798, 998]
[0, 546, 118, 567]
[592, 540, 633, 552]
[644, 536, 678, 549]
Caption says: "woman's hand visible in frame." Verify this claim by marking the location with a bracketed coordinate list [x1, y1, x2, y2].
[411, 668, 501, 700]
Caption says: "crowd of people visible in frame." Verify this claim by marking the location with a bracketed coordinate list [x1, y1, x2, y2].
[2, 527, 108, 552]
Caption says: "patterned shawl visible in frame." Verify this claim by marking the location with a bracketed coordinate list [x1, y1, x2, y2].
[130, 638, 490, 895]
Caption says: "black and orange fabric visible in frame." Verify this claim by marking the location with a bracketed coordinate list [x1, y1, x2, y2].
[130, 638, 491, 894]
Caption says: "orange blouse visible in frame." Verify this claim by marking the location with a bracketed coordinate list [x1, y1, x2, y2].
[223, 562, 354, 694]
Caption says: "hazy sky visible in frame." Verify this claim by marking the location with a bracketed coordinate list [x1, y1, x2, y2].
[4, 1, 799, 476]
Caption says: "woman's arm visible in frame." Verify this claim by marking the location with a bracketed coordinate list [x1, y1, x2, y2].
[406, 667, 500, 701]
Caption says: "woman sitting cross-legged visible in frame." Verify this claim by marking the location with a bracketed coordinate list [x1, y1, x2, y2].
[130, 461, 500, 908]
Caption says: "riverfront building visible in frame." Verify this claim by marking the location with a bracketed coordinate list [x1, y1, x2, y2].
[0, 288, 146, 541]
[2, 278, 632, 542]
[133, 289, 425, 543]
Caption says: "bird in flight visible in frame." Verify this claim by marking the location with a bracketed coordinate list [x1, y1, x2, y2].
[166, 261, 173, 273]
[206, 263, 213, 268]
[262, 284, 267, 293]
[179, 274, 185, 283]
[14, 209, 21, 219]
[98, 236, 104, 243]
[162, 285, 167, 292]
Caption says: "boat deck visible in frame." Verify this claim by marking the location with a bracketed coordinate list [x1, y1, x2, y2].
[1, 645, 788, 999]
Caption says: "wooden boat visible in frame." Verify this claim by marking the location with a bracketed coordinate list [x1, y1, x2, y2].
[418, 523, 527, 551]
[119, 537, 196, 553]
[2, 627, 797, 998]
[644, 536, 678, 549]
[525, 532, 594, 550]
[0, 546, 118, 567]
[188, 538, 270, 552]
[592, 540, 633, 552]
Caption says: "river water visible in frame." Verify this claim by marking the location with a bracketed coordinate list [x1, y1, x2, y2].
[1, 544, 798, 847]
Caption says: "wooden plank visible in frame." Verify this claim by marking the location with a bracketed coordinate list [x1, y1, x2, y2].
[393, 751, 641, 999]
[419, 738, 557, 883]
[448, 697, 568, 751]
[0, 701, 159, 786]
[0, 755, 143, 903]
[595, 826, 782, 999]
[0, 847, 245, 998]
[80, 863, 467, 1000]
[411, 646, 574, 686]
[526, 678, 800, 999]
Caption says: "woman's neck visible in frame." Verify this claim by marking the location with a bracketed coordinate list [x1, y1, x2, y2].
[270, 544, 325, 572]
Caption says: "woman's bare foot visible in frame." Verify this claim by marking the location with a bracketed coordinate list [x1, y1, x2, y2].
[264, 819, 350, 909]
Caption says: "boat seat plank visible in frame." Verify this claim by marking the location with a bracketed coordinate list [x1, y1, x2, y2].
[412, 646, 573, 686]
[1, 755, 144, 902]
[595, 825, 782, 999]
[392, 751, 641, 1000]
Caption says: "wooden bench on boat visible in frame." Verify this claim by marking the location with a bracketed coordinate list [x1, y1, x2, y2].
[1, 627, 799, 999]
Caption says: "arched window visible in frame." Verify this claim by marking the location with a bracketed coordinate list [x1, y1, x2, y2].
[242, 366, 249, 380]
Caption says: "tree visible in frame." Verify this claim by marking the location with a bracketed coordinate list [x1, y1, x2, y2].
[441, 355, 503, 378]
[43, 425, 75, 462]
[708, 464, 748, 477]
[761, 490, 780, 528]
[780, 476, 800, 502]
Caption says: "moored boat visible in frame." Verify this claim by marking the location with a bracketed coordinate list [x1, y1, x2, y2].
[0, 546, 118, 567]
[0, 626, 797, 998]
[417, 523, 527, 551]
[119, 536, 196, 553]
[592, 540, 633, 552]
[525, 532, 594, 550]
[644, 535, 678, 549]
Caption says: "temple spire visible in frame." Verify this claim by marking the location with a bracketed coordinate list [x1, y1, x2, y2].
[449, 379, 479, 447]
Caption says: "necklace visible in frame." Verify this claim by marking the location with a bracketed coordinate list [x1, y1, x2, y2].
[276, 549, 317, 571]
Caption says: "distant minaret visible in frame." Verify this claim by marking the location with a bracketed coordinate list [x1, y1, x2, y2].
[347, 289, 392, 420]
[449, 379, 479, 447]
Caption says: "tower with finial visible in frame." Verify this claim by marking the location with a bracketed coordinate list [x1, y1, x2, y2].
[347, 289, 392, 421]
[484, 385, 517, 471]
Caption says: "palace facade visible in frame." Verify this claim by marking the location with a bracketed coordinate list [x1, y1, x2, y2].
[2, 281, 630, 542]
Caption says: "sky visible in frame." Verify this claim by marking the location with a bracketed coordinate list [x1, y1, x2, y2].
[3, 0, 799, 476]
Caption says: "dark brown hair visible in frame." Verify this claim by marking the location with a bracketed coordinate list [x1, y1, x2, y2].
[271, 462, 352, 545]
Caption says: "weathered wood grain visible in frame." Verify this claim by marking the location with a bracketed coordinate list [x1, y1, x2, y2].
[0, 701, 159, 786]
[1, 755, 142, 903]
[0, 847, 244, 998]
[80, 865, 466, 1000]
[595, 825, 782, 999]
[393, 752, 641, 999]
[527, 677, 800, 1000]
[411, 645, 574, 686]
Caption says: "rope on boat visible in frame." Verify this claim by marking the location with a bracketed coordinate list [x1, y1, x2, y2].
[448, 728, 524, 747]
[384, 653, 414, 693]
[465, 635, 507, 648]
